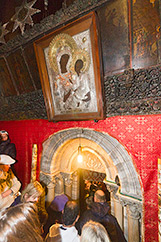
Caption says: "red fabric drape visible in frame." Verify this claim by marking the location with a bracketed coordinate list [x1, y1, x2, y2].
[0, 115, 159, 242]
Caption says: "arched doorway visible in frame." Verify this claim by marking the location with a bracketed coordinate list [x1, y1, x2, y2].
[40, 128, 143, 242]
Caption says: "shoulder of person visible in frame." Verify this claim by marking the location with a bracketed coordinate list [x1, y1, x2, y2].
[49, 223, 61, 237]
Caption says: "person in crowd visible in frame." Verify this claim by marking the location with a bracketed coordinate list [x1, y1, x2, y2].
[0, 130, 16, 159]
[80, 220, 111, 242]
[97, 182, 110, 204]
[37, 181, 48, 227]
[43, 194, 69, 237]
[11, 180, 48, 227]
[76, 190, 127, 242]
[45, 200, 80, 242]
[85, 194, 94, 209]
[11, 180, 43, 204]
[0, 202, 43, 242]
[84, 181, 110, 212]
[0, 154, 21, 209]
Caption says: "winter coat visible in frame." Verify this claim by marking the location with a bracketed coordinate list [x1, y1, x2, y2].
[75, 202, 127, 242]
[0, 169, 21, 209]
[0, 139, 16, 159]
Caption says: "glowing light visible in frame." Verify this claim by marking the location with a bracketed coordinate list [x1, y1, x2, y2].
[77, 145, 83, 163]
[78, 154, 83, 163]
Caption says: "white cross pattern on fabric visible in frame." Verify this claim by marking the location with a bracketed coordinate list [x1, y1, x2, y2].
[126, 125, 134, 132]
[134, 134, 145, 143]
[134, 117, 148, 125]
[136, 152, 147, 160]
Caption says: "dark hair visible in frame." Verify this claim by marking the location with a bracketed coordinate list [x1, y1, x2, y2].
[63, 201, 79, 226]
[0, 203, 43, 242]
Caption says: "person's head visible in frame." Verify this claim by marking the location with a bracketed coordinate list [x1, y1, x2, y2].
[63, 201, 79, 226]
[60, 54, 70, 73]
[0, 203, 43, 242]
[94, 190, 106, 203]
[81, 221, 110, 242]
[75, 59, 83, 76]
[0, 130, 9, 141]
[21, 181, 44, 203]
[0, 154, 15, 172]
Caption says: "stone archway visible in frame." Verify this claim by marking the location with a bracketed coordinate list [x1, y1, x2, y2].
[40, 128, 143, 242]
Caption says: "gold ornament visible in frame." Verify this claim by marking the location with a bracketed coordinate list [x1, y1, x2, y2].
[70, 49, 90, 75]
[48, 33, 78, 74]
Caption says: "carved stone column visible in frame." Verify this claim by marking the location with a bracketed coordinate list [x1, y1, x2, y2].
[109, 184, 123, 229]
[127, 204, 141, 242]
[110, 195, 115, 216]
[105, 181, 142, 242]
[40, 172, 56, 207]
[64, 175, 73, 198]
[123, 205, 128, 240]
[105, 182, 119, 216]
[72, 171, 79, 200]
[55, 173, 64, 196]
[113, 198, 123, 229]
[47, 179, 56, 206]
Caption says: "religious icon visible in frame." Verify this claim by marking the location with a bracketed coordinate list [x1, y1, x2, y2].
[46, 32, 94, 115]
[34, 12, 104, 121]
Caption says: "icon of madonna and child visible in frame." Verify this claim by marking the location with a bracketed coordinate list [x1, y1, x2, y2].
[45, 30, 98, 115]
